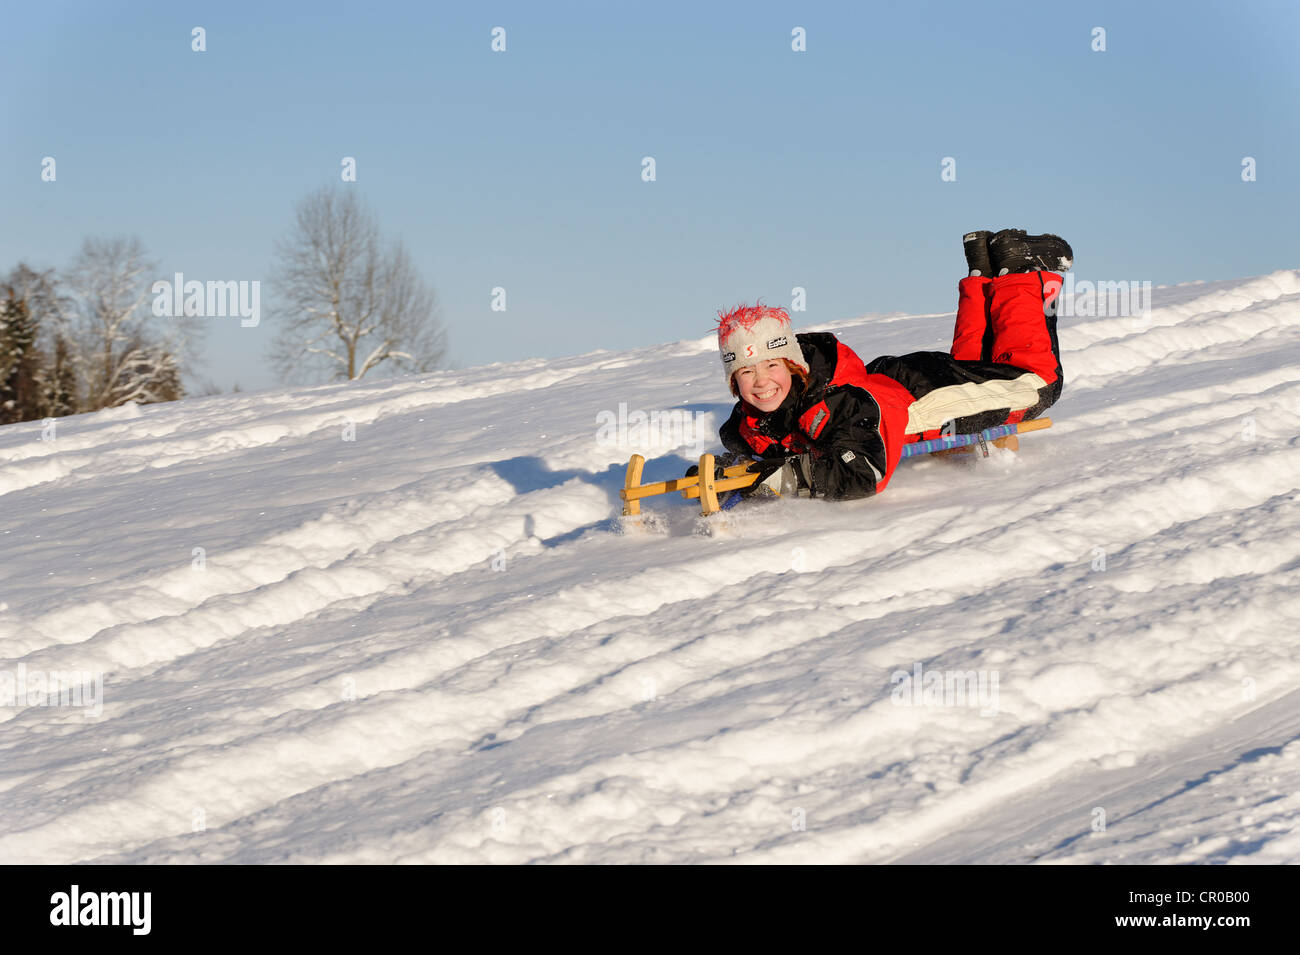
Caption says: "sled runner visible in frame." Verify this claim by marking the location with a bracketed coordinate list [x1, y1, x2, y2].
[904, 416, 1052, 459]
[620, 418, 1052, 518]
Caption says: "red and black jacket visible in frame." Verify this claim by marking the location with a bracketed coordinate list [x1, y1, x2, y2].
[718, 333, 915, 500]
[719, 275, 1066, 500]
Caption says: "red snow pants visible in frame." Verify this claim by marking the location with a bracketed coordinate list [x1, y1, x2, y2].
[951, 272, 1063, 385]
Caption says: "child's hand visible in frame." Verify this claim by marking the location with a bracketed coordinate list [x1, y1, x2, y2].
[743, 454, 815, 498]
[744, 458, 787, 483]
[686, 451, 750, 480]
[684, 461, 725, 480]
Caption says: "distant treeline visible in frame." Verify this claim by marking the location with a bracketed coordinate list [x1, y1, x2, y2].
[1, 238, 187, 425]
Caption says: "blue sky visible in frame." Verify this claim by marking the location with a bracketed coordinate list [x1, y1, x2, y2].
[3, 0, 1297, 392]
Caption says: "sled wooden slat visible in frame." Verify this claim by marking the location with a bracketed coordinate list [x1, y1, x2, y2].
[681, 473, 760, 500]
[1012, 417, 1051, 435]
[619, 461, 754, 503]
[698, 453, 720, 516]
[620, 454, 647, 516]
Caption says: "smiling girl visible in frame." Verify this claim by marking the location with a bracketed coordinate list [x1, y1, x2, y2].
[731, 357, 806, 412]
[716, 228, 1072, 500]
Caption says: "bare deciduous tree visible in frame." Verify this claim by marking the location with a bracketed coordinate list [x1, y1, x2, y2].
[63, 236, 191, 410]
[270, 188, 448, 383]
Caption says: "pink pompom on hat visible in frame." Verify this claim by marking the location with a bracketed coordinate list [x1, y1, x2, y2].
[716, 302, 810, 388]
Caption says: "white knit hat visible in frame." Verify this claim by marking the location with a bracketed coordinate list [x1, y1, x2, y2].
[716, 303, 809, 389]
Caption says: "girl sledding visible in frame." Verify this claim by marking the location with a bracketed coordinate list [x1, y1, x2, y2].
[619, 228, 1071, 516]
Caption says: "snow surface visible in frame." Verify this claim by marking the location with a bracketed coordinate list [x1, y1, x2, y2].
[2, 270, 1299, 864]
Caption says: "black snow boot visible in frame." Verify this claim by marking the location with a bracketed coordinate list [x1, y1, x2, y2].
[988, 228, 1073, 275]
[962, 230, 994, 277]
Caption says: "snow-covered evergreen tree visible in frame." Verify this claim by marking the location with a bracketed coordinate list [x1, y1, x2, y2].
[0, 289, 44, 423]
[39, 333, 79, 417]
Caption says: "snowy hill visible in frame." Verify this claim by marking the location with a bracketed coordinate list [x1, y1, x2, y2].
[2, 270, 1299, 864]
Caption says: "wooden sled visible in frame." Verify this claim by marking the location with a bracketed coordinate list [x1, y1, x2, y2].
[621, 417, 1053, 518]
